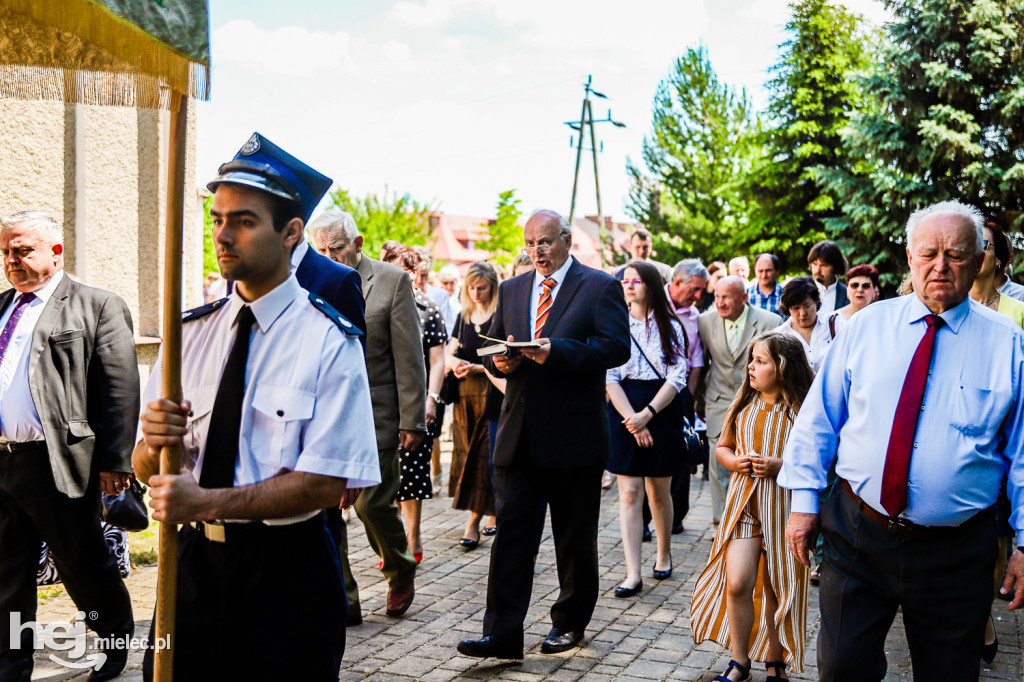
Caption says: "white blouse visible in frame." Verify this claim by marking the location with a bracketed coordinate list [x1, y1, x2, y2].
[607, 313, 688, 393]
[776, 315, 833, 373]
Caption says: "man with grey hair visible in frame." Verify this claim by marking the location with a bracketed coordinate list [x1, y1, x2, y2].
[698, 275, 782, 523]
[781, 200, 1024, 679]
[437, 264, 462, 335]
[0, 212, 139, 682]
[311, 209, 425, 624]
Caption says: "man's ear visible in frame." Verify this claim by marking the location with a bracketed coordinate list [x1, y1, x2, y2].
[52, 243, 64, 256]
[282, 218, 304, 250]
[355, 235, 364, 254]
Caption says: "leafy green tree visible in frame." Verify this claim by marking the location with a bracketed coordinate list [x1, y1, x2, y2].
[327, 187, 435, 258]
[477, 189, 522, 266]
[819, 0, 1024, 279]
[202, 195, 218, 275]
[626, 44, 761, 266]
[745, 0, 869, 272]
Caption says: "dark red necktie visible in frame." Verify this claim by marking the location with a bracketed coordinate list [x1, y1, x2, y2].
[879, 314, 945, 517]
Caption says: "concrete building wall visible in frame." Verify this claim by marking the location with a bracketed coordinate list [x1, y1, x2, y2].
[0, 97, 203, 384]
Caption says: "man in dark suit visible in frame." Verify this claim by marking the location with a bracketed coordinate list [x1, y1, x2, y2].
[0, 211, 139, 682]
[457, 210, 630, 660]
[293, 238, 365, 340]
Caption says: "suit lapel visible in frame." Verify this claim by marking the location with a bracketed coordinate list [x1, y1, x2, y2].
[29, 275, 71, 382]
[539, 259, 583, 337]
[509, 275, 532, 341]
[0, 289, 14, 318]
[356, 254, 375, 300]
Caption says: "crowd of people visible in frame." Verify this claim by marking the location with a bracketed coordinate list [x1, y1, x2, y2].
[0, 130, 1022, 682]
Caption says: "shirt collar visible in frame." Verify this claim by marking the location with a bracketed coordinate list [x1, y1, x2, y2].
[907, 292, 970, 334]
[226, 274, 301, 334]
[290, 240, 308, 273]
[534, 255, 574, 289]
[817, 279, 837, 293]
[726, 304, 749, 329]
[25, 269, 64, 305]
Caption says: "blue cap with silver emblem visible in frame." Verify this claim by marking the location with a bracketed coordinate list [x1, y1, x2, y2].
[207, 132, 332, 223]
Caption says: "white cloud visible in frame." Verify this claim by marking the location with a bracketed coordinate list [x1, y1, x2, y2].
[212, 20, 353, 77]
[382, 40, 412, 63]
[389, 0, 459, 26]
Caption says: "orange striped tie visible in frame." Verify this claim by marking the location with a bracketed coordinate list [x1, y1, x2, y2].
[535, 278, 556, 339]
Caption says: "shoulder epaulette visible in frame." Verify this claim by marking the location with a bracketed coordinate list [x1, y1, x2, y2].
[308, 293, 363, 337]
[182, 297, 228, 323]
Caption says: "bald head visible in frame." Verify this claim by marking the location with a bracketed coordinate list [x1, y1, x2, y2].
[714, 275, 748, 321]
[524, 209, 572, 276]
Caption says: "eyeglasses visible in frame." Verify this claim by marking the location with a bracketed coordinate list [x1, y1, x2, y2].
[982, 239, 992, 252]
[521, 236, 563, 254]
[621, 278, 642, 288]
[848, 282, 875, 290]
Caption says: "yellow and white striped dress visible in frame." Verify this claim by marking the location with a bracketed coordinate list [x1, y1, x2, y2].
[690, 397, 809, 671]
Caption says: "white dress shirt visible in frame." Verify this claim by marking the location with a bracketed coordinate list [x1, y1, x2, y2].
[778, 294, 1024, 543]
[817, 280, 838, 316]
[776, 314, 833, 373]
[0, 270, 65, 441]
[141, 275, 381, 504]
[529, 256, 575, 337]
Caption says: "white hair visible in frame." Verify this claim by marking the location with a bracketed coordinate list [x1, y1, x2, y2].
[0, 211, 63, 245]
[905, 200, 984, 253]
[308, 210, 360, 248]
[439, 264, 459, 282]
[672, 258, 709, 283]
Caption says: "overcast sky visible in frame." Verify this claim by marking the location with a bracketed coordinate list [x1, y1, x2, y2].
[197, 0, 889, 222]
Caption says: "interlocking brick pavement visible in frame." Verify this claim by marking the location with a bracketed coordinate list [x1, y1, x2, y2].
[29, 455, 1024, 680]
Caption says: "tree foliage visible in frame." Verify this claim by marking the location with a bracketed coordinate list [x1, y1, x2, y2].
[202, 195, 218, 275]
[818, 0, 1024, 279]
[477, 189, 522, 266]
[626, 45, 761, 266]
[745, 0, 869, 272]
[327, 187, 435, 258]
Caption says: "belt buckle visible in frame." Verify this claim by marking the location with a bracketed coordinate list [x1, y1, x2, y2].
[197, 520, 226, 542]
[0, 441, 12, 453]
[887, 516, 912, 532]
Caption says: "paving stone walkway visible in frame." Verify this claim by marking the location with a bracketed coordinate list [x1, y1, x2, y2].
[31, 450, 1023, 681]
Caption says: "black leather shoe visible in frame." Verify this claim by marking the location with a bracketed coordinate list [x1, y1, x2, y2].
[540, 628, 584, 654]
[982, 635, 998, 664]
[671, 523, 685, 534]
[481, 526, 497, 536]
[653, 560, 673, 580]
[346, 610, 363, 627]
[456, 636, 523, 660]
[88, 647, 128, 682]
[614, 580, 643, 598]
[642, 526, 652, 542]
[459, 538, 480, 550]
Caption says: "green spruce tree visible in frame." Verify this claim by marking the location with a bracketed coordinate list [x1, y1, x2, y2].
[626, 44, 760, 266]
[819, 0, 1024, 279]
[745, 0, 869, 272]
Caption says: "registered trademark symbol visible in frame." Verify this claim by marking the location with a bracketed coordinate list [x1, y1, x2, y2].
[89, 611, 98, 620]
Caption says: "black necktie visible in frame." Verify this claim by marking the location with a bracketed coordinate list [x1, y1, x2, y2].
[200, 305, 256, 489]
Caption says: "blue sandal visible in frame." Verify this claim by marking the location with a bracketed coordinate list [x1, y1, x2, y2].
[766, 660, 787, 682]
[713, 659, 750, 682]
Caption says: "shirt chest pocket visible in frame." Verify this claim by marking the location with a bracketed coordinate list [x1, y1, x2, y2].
[250, 385, 315, 470]
[950, 382, 1008, 439]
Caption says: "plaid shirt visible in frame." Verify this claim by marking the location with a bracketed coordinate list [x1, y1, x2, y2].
[747, 282, 783, 316]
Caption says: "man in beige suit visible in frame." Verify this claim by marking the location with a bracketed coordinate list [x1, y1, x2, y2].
[309, 210, 426, 622]
[697, 275, 781, 523]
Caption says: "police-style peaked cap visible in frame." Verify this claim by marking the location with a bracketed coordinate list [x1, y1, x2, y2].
[207, 132, 332, 223]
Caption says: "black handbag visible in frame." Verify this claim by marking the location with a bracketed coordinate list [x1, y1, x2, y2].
[630, 332, 704, 466]
[439, 371, 459, 405]
[101, 477, 150, 532]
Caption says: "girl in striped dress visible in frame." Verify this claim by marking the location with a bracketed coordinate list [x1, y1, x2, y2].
[690, 332, 815, 682]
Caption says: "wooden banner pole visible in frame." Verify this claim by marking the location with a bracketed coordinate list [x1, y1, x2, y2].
[153, 88, 188, 682]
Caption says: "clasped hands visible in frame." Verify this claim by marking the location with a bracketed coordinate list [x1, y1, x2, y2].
[734, 451, 782, 478]
[622, 410, 653, 448]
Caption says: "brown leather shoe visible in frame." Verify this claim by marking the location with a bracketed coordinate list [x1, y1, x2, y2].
[386, 581, 415, 616]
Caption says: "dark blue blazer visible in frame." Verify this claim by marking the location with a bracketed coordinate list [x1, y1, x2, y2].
[294, 245, 366, 346]
[483, 258, 630, 469]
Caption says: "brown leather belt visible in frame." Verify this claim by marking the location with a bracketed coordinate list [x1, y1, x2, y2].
[190, 512, 324, 544]
[0, 440, 45, 453]
[839, 478, 977, 539]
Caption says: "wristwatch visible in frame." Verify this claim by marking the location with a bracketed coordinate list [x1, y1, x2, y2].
[427, 392, 440, 402]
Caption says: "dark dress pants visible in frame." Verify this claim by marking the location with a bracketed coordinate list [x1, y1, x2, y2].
[0, 445, 133, 656]
[642, 388, 694, 528]
[483, 450, 603, 647]
[142, 514, 345, 681]
[817, 485, 995, 681]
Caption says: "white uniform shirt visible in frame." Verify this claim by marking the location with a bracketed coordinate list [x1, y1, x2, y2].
[776, 314, 833, 373]
[140, 275, 381, 499]
[529, 256, 574, 336]
[0, 269, 65, 441]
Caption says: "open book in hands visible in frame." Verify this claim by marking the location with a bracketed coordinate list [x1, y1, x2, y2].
[476, 334, 544, 357]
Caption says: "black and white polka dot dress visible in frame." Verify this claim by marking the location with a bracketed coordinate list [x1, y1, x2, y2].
[397, 291, 448, 502]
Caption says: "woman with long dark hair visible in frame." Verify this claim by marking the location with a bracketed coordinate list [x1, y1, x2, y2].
[606, 261, 689, 597]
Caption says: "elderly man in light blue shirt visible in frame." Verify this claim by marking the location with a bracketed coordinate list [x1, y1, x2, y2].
[779, 200, 1024, 681]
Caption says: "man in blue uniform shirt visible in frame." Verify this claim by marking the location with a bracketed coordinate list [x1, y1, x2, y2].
[780, 201, 1024, 681]
[134, 137, 379, 680]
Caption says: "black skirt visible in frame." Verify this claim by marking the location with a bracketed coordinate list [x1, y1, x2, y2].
[607, 378, 685, 477]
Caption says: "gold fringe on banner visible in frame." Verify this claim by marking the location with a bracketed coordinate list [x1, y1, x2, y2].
[0, 0, 209, 105]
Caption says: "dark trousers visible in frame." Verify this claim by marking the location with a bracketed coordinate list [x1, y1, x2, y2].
[0, 445, 133, 655]
[818, 484, 995, 681]
[483, 451, 603, 647]
[642, 388, 694, 528]
[142, 514, 345, 681]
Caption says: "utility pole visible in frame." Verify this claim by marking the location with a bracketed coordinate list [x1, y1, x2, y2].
[566, 75, 624, 267]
